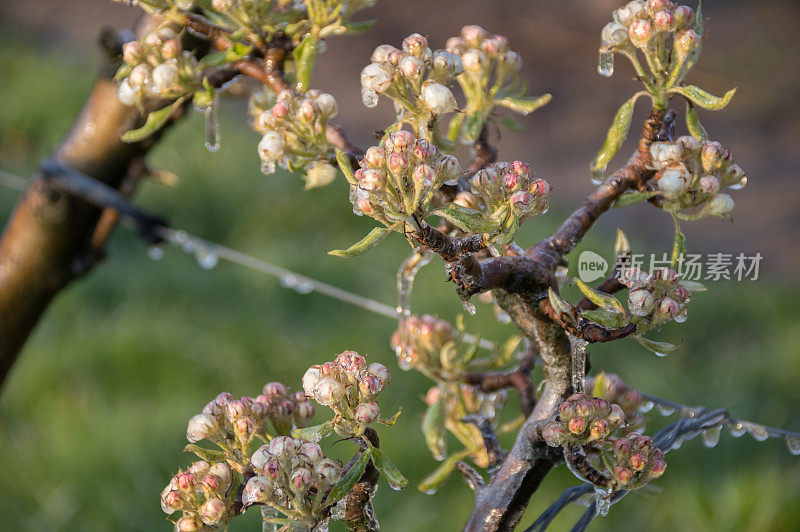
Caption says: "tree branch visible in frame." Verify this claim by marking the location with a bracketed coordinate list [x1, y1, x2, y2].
[343, 428, 380, 532]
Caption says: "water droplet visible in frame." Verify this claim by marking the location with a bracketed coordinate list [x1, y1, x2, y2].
[147, 245, 165, 260]
[361, 89, 378, 108]
[387, 479, 404, 491]
[786, 436, 800, 455]
[702, 426, 721, 448]
[598, 52, 615, 77]
[195, 247, 219, 270]
[461, 299, 477, 315]
[729, 176, 747, 190]
[674, 309, 688, 323]
[656, 403, 676, 416]
[639, 400, 654, 413]
[261, 160, 276, 175]
[423, 488, 439, 495]
[594, 487, 612, 517]
[281, 274, 298, 289]
[729, 422, 746, 438]
[591, 173, 605, 186]
[204, 97, 220, 152]
[654, 351, 669, 358]
[748, 425, 769, 442]
[672, 437, 683, 449]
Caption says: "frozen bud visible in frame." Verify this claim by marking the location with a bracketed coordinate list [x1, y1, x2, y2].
[387, 153, 408, 175]
[276, 89, 293, 102]
[315, 458, 340, 484]
[629, 19, 653, 48]
[302, 367, 321, 398]
[162, 39, 182, 59]
[575, 398, 594, 418]
[461, 25, 487, 46]
[628, 288, 655, 316]
[367, 363, 391, 385]
[677, 135, 701, 153]
[371, 44, 398, 63]
[320, 361, 336, 376]
[433, 50, 463, 76]
[609, 404, 626, 426]
[162, 488, 183, 514]
[299, 441, 325, 463]
[152, 62, 179, 92]
[697, 175, 720, 195]
[673, 6, 694, 28]
[602, 22, 629, 48]
[337, 351, 367, 373]
[122, 41, 142, 64]
[364, 146, 385, 167]
[656, 268, 678, 282]
[614, 6, 636, 27]
[542, 422, 569, 447]
[707, 193, 734, 216]
[201, 473, 222, 492]
[437, 154, 461, 177]
[297, 400, 316, 420]
[116, 80, 139, 107]
[559, 400, 577, 421]
[359, 168, 385, 191]
[510, 191, 534, 214]
[290, 467, 313, 491]
[454, 191, 479, 209]
[189, 461, 210, 478]
[199, 497, 227, 526]
[258, 130, 285, 162]
[652, 10, 675, 32]
[176, 516, 203, 532]
[650, 141, 683, 168]
[226, 399, 249, 420]
[361, 62, 394, 94]
[128, 64, 151, 88]
[390, 129, 415, 151]
[461, 49, 486, 73]
[399, 54, 425, 79]
[212, 0, 234, 10]
[421, 82, 457, 115]
[314, 377, 345, 406]
[271, 102, 289, 119]
[530, 178, 552, 197]
[629, 453, 647, 471]
[187, 413, 218, 443]
[675, 30, 701, 59]
[242, 476, 273, 506]
[209, 463, 232, 489]
[672, 285, 690, 303]
[647, 0, 672, 13]
[305, 161, 337, 188]
[251, 445, 272, 471]
[614, 466, 635, 484]
[402, 33, 429, 56]
[724, 164, 745, 184]
[234, 417, 256, 440]
[355, 402, 380, 424]
[269, 435, 297, 457]
[176, 472, 196, 491]
[649, 458, 667, 477]
[445, 36, 467, 54]
[359, 374, 384, 397]
[502, 172, 520, 191]
[626, 0, 648, 17]
[701, 141, 724, 172]
[481, 36, 507, 56]
[589, 419, 611, 440]
[298, 99, 317, 121]
[658, 297, 679, 319]
[568, 417, 587, 434]
[315, 93, 337, 118]
[658, 165, 689, 195]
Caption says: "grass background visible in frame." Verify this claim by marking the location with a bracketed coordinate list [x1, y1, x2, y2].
[1, 2, 800, 530]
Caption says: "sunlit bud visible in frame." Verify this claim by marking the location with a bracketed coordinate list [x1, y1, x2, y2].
[302, 367, 323, 398]
[355, 402, 380, 424]
[162, 488, 183, 513]
[176, 472, 196, 491]
[337, 351, 367, 373]
[234, 417, 256, 440]
[314, 377, 345, 406]
[628, 288, 655, 316]
[359, 168, 385, 191]
[208, 463, 231, 490]
[421, 82, 457, 115]
[652, 10, 675, 32]
[315, 458, 340, 484]
[510, 191, 534, 214]
[647, 0, 672, 13]
[614, 6, 636, 27]
[199, 497, 227, 526]
[144, 32, 163, 48]
[453, 191, 479, 210]
[614, 466, 634, 484]
[320, 361, 336, 376]
[530, 179, 552, 197]
[162, 39, 182, 59]
[122, 41, 142, 64]
[359, 374, 384, 397]
[368, 362, 391, 385]
[364, 146, 385, 167]
[502, 172, 521, 191]
[461, 49, 486, 73]
[226, 400, 249, 420]
[629, 453, 647, 471]
[299, 441, 325, 463]
[649, 458, 667, 477]
[675, 29, 700, 59]
[461, 25, 487, 46]
[629, 19, 653, 48]
[242, 476, 273, 506]
[176, 516, 203, 532]
[708, 193, 734, 216]
[609, 404, 626, 426]
[271, 102, 289, 120]
[433, 50, 463, 76]
[700, 141, 724, 172]
[399, 54, 425, 79]
[361, 63, 394, 93]
[402, 33, 429, 56]
[626, 0, 648, 18]
[697, 175, 720, 195]
[673, 6, 694, 29]
[602, 22, 629, 48]
[589, 419, 611, 440]
[151, 62, 178, 92]
[315, 93, 337, 118]
[657, 297, 679, 319]
[116, 80, 139, 106]
[568, 417, 587, 434]
[129, 64, 151, 88]
[575, 398, 594, 418]
[387, 49, 404, 65]
[290, 467, 312, 491]
[356, 198, 375, 216]
[559, 400, 576, 421]
[392, 130, 415, 150]
[658, 165, 689, 195]
[258, 130, 285, 162]
[445, 36, 467, 54]
[371, 44, 398, 63]
[387, 153, 408, 175]
[298, 99, 317, 121]
[187, 413, 219, 443]
[542, 422, 569, 447]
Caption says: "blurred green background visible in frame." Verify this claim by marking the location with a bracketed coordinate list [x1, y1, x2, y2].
[1, 1, 799, 531]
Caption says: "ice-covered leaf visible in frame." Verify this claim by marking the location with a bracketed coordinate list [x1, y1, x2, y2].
[328, 227, 392, 258]
[685, 103, 709, 140]
[496, 93, 552, 115]
[369, 445, 408, 489]
[575, 279, 626, 314]
[432, 203, 499, 234]
[422, 397, 447, 460]
[293, 420, 334, 442]
[614, 191, 659, 208]
[121, 96, 188, 143]
[329, 449, 371, 503]
[670, 85, 736, 110]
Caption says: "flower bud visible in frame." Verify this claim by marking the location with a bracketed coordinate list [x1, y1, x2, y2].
[314, 377, 345, 406]
[628, 288, 655, 316]
[602, 22, 629, 48]
[161, 488, 183, 514]
[627, 0, 648, 18]
[176, 516, 203, 532]
[589, 418, 611, 440]
[559, 400, 577, 421]
[122, 41, 142, 64]
[542, 421, 569, 447]
[700, 141, 724, 173]
[510, 191, 534, 214]
[387, 153, 408, 176]
[629, 19, 653, 48]
[673, 6, 694, 29]
[650, 141, 683, 168]
[421, 82, 457, 115]
[315, 458, 340, 484]
[176, 472, 196, 491]
[359, 168, 385, 191]
[445, 37, 467, 54]
[608, 404, 626, 426]
[152, 62, 179, 92]
[364, 146, 385, 168]
[305, 161, 337, 188]
[568, 417, 587, 434]
[723, 164, 745, 185]
[299, 441, 325, 463]
[209, 463, 232, 490]
[629, 453, 647, 471]
[454, 191, 479, 209]
[437, 154, 461, 179]
[461, 25, 487, 47]
[162, 39, 182, 59]
[402, 33, 429, 57]
[116, 80, 139, 106]
[199, 497, 227, 526]
[656, 297, 679, 319]
[698, 175, 720, 195]
[432, 50, 463, 76]
[290, 467, 313, 491]
[361, 63, 394, 94]
[129, 64, 151, 88]
[187, 413, 219, 443]
[649, 458, 667, 477]
[258, 130, 285, 162]
[242, 476, 273, 507]
[614, 466, 634, 484]
[675, 30, 700, 60]
[707, 193, 734, 216]
[297, 400, 316, 420]
[461, 49, 486, 73]
[399, 54, 425, 79]
[269, 435, 297, 458]
[613, 6, 636, 27]
[502, 172, 520, 191]
[371, 44, 397, 63]
[315, 93, 337, 118]
[652, 10, 675, 32]
[302, 367, 322, 398]
[367, 362, 391, 385]
[355, 402, 380, 424]
[658, 165, 689, 195]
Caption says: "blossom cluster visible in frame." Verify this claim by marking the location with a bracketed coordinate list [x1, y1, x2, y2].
[251, 89, 340, 184]
[650, 136, 745, 217]
[542, 393, 627, 448]
[601, 432, 667, 488]
[622, 266, 691, 325]
[391, 314, 455, 372]
[349, 130, 461, 223]
[160, 460, 235, 530]
[585, 372, 646, 433]
[242, 436, 342, 529]
[469, 160, 552, 231]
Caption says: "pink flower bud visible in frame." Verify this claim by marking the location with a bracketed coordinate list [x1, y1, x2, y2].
[356, 198, 376, 216]
[559, 400, 576, 421]
[425, 386, 441, 406]
[589, 419, 611, 440]
[502, 172, 520, 191]
[297, 400, 316, 420]
[290, 467, 312, 490]
[299, 441, 325, 463]
[421, 82, 457, 114]
[677, 135, 701, 153]
[658, 165, 689, 195]
[672, 285, 689, 302]
[399, 54, 425, 78]
[336, 351, 367, 373]
[628, 288, 655, 316]
[314, 377, 345, 406]
[359, 169, 385, 191]
[209, 462, 232, 490]
[614, 466, 634, 484]
[461, 25, 487, 46]
[629, 19, 653, 48]
[402, 33, 429, 57]
[649, 458, 667, 477]
[510, 191, 534, 213]
[652, 10, 675, 32]
[530, 178, 552, 197]
[176, 472, 196, 491]
[187, 413, 219, 443]
[364, 146, 385, 168]
[698, 175, 721, 195]
[315, 458, 340, 484]
[258, 130, 285, 163]
[542, 422, 569, 447]
[437, 154, 461, 178]
[708, 193, 734, 216]
[234, 417, 256, 440]
[242, 476, 273, 506]
[263, 382, 289, 397]
[629, 453, 647, 471]
[271, 102, 289, 119]
[412, 164, 436, 187]
[367, 363, 391, 385]
[387, 153, 408, 176]
[128, 64, 151, 88]
[647, 0, 672, 13]
[461, 49, 486, 73]
[658, 297, 679, 319]
[609, 404, 626, 426]
[445, 37, 467, 54]
[202, 473, 222, 492]
[675, 30, 701, 59]
[392, 130, 415, 151]
[122, 41, 142, 64]
[371, 44, 397, 63]
[673, 6, 694, 29]
[161, 39, 182, 59]
[575, 398, 594, 418]
[701, 141, 724, 172]
[302, 367, 321, 398]
[355, 402, 380, 424]
[189, 461, 210, 477]
[315, 93, 338, 118]
[176, 516, 203, 532]
[269, 435, 297, 457]
[298, 99, 317, 121]
[226, 400, 249, 420]
[199, 497, 227, 526]
[162, 489, 183, 513]
[568, 417, 587, 434]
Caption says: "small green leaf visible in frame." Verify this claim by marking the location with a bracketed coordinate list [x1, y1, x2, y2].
[183, 444, 228, 462]
[613, 191, 659, 208]
[670, 85, 736, 111]
[378, 407, 402, 426]
[329, 449, 371, 503]
[293, 420, 334, 442]
[293, 34, 319, 92]
[685, 103, 709, 140]
[496, 93, 552, 115]
[500, 116, 524, 132]
[590, 94, 639, 181]
[432, 203, 499, 234]
[446, 113, 465, 143]
[582, 309, 627, 329]
[121, 96, 188, 143]
[328, 227, 392, 258]
[343, 19, 376, 34]
[462, 112, 485, 142]
[670, 216, 686, 270]
[614, 228, 631, 256]
[635, 335, 680, 355]
[198, 43, 253, 68]
[680, 280, 707, 292]
[335, 150, 357, 186]
[548, 287, 576, 325]
[417, 452, 468, 493]
[422, 397, 447, 460]
[575, 279, 626, 314]
[369, 446, 408, 489]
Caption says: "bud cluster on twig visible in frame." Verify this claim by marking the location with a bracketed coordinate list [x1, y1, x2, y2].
[585, 372, 646, 434]
[160, 460, 235, 531]
[601, 433, 667, 489]
[542, 393, 627, 449]
[621, 266, 691, 327]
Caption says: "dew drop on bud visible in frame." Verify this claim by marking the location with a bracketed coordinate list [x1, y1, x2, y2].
[729, 422, 746, 438]
[729, 176, 748, 190]
[598, 52, 614, 77]
[148, 245, 165, 261]
[261, 161, 276, 175]
[204, 97, 220, 152]
[591, 173, 604, 186]
[361, 89, 378, 108]
[702, 426, 721, 448]
[786, 436, 800, 455]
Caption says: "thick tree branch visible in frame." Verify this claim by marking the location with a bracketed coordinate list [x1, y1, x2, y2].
[461, 348, 537, 417]
[343, 428, 380, 532]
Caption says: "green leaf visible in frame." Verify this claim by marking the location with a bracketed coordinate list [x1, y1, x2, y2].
[613, 191, 659, 208]
[685, 103, 709, 140]
[670, 215, 686, 270]
[293, 420, 334, 442]
[680, 280, 707, 292]
[121, 96, 188, 143]
[378, 407, 402, 426]
[583, 309, 627, 329]
[293, 34, 319, 93]
[575, 279, 626, 314]
[547, 287, 576, 326]
[462, 112, 485, 142]
[432, 203, 499, 234]
[670, 85, 736, 110]
[329, 449, 371, 503]
[500, 116, 524, 132]
[590, 94, 639, 182]
[496, 93, 552, 115]
[198, 42, 253, 68]
[343, 19, 376, 34]
[446, 113, 465, 143]
[422, 396, 447, 460]
[335, 150, 358, 186]
[369, 445, 408, 489]
[183, 444, 228, 463]
[417, 452, 468, 493]
[328, 227, 392, 258]
[635, 335, 680, 355]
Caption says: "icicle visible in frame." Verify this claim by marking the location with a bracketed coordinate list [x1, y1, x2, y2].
[568, 333, 589, 394]
[195, 245, 219, 270]
[786, 436, 800, 455]
[598, 52, 614, 77]
[639, 400, 654, 413]
[204, 95, 220, 152]
[261, 505, 279, 532]
[361, 89, 378, 108]
[728, 422, 746, 438]
[702, 426, 721, 448]
[747, 424, 769, 442]
[396, 249, 433, 317]
[593, 486, 613, 517]
[656, 403, 676, 416]
[460, 299, 477, 315]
